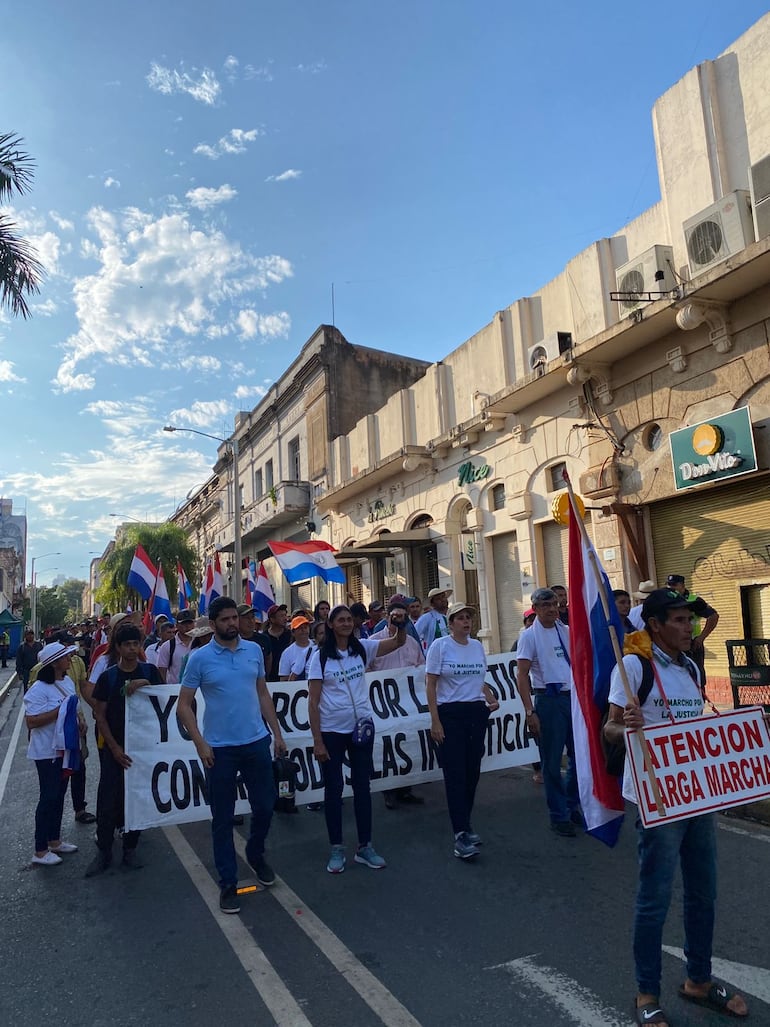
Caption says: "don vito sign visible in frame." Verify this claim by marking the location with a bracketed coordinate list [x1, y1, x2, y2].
[669, 406, 757, 492]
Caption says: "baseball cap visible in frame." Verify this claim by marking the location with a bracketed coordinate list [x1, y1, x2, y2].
[641, 588, 696, 623]
[368, 600, 384, 613]
[666, 574, 686, 587]
[176, 610, 196, 624]
[290, 614, 312, 630]
[267, 603, 287, 618]
[236, 603, 255, 616]
[523, 608, 535, 620]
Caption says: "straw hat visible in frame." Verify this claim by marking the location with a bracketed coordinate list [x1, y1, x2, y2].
[633, 580, 657, 600]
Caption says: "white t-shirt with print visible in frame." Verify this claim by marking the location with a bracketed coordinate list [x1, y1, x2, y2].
[278, 642, 316, 679]
[307, 638, 380, 733]
[23, 675, 77, 760]
[515, 619, 572, 692]
[425, 635, 487, 704]
[609, 652, 704, 804]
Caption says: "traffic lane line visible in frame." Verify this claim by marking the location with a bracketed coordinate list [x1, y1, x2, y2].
[719, 819, 770, 844]
[163, 825, 313, 1027]
[232, 832, 422, 1027]
[662, 946, 770, 1007]
[487, 954, 636, 1027]
[0, 695, 26, 808]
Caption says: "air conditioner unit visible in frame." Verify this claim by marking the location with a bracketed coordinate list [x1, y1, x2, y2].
[683, 190, 754, 275]
[615, 245, 676, 311]
[579, 462, 621, 498]
[526, 331, 573, 378]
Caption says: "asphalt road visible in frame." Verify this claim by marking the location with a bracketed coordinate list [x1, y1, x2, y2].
[1, 672, 768, 1027]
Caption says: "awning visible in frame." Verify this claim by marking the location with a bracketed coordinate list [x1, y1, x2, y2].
[334, 527, 436, 562]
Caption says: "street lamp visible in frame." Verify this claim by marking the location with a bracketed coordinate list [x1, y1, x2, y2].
[30, 552, 61, 638]
[164, 425, 242, 601]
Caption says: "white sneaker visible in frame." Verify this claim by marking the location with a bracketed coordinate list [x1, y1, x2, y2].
[50, 841, 78, 854]
[32, 851, 63, 866]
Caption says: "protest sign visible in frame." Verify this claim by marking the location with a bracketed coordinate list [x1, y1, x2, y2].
[627, 706, 770, 828]
[124, 652, 536, 831]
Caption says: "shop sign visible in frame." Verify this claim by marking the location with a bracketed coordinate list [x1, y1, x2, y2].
[669, 406, 757, 492]
[458, 460, 491, 487]
[461, 535, 477, 570]
[368, 499, 396, 523]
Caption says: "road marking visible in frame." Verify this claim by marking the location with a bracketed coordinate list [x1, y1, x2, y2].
[487, 954, 635, 1026]
[719, 820, 770, 844]
[233, 833, 421, 1027]
[164, 826, 312, 1027]
[662, 946, 770, 1006]
[0, 698, 27, 809]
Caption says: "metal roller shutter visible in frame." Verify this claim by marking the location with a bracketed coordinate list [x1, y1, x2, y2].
[492, 532, 522, 650]
[540, 518, 594, 592]
[649, 474, 770, 682]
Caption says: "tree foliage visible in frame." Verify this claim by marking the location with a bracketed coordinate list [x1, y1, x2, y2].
[57, 578, 88, 620]
[95, 523, 199, 614]
[0, 132, 45, 318]
[37, 586, 69, 630]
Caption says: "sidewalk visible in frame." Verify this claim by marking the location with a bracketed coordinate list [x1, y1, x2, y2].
[0, 664, 17, 702]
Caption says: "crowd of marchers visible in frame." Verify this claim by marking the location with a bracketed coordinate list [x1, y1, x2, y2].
[18, 571, 749, 1024]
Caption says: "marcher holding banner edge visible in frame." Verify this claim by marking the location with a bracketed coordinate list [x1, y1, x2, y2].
[605, 588, 749, 1025]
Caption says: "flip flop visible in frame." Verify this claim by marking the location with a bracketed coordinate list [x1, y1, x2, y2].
[678, 982, 748, 1018]
[634, 1000, 668, 1024]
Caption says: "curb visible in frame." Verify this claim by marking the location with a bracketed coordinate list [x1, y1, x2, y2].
[0, 671, 19, 703]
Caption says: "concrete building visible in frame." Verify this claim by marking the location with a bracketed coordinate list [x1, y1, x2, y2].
[317, 14, 770, 701]
[170, 325, 430, 608]
[0, 498, 27, 615]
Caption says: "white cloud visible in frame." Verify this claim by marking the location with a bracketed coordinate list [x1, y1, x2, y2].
[234, 383, 268, 400]
[193, 128, 262, 160]
[53, 204, 293, 392]
[236, 309, 291, 340]
[49, 212, 74, 231]
[147, 62, 221, 105]
[168, 398, 233, 428]
[104, 177, 121, 189]
[180, 354, 222, 373]
[296, 61, 327, 74]
[32, 298, 59, 317]
[244, 63, 273, 81]
[186, 184, 238, 210]
[0, 360, 24, 382]
[223, 55, 239, 82]
[266, 169, 302, 182]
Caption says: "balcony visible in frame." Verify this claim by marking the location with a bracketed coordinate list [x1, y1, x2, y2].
[239, 481, 311, 544]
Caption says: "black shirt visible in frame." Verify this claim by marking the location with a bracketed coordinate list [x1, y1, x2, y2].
[93, 661, 161, 745]
[259, 629, 292, 682]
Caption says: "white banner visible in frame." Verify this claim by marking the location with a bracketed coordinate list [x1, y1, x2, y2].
[628, 706, 770, 828]
[124, 652, 536, 830]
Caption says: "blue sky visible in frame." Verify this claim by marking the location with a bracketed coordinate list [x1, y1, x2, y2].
[3, 1, 769, 585]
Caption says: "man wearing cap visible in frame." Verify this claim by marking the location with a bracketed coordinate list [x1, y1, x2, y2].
[145, 620, 175, 667]
[157, 609, 196, 684]
[278, 614, 316, 680]
[372, 595, 421, 643]
[515, 587, 580, 837]
[370, 600, 426, 809]
[416, 587, 453, 652]
[366, 601, 384, 633]
[237, 603, 271, 674]
[605, 588, 747, 1025]
[260, 603, 291, 682]
[629, 580, 657, 631]
[144, 613, 170, 649]
[178, 595, 288, 914]
[666, 574, 718, 682]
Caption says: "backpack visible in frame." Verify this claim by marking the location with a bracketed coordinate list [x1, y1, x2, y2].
[601, 655, 699, 776]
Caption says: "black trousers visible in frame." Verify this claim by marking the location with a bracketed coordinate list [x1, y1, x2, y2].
[95, 747, 140, 853]
[437, 701, 490, 835]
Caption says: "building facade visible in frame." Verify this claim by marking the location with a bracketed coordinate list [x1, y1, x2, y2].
[0, 498, 27, 615]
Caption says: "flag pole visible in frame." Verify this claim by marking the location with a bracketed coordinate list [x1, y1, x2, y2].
[563, 473, 665, 817]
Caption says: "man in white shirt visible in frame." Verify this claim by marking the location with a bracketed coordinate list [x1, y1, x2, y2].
[628, 580, 656, 630]
[157, 610, 195, 683]
[145, 621, 175, 667]
[415, 587, 452, 652]
[515, 587, 579, 837]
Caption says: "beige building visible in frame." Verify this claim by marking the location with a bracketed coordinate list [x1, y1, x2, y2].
[316, 14, 770, 701]
[170, 325, 430, 608]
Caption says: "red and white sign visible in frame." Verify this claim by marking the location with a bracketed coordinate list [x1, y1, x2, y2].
[627, 707, 770, 828]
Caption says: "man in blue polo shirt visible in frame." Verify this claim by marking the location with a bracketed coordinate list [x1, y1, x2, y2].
[177, 595, 288, 914]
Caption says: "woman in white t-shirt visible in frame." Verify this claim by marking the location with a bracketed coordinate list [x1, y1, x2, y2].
[425, 603, 499, 861]
[23, 642, 81, 867]
[308, 604, 407, 874]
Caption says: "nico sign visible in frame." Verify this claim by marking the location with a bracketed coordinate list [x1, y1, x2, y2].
[669, 406, 757, 492]
[626, 706, 770, 828]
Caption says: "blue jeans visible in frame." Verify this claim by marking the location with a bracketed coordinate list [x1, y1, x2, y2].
[634, 813, 716, 996]
[34, 758, 68, 852]
[437, 701, 490, 835]
[533, 692, 578, 823]
[321, 731, 374, 847]
[205, 737, 275, 890]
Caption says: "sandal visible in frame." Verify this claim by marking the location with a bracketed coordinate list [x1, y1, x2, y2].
[634, 1000, 668, 1024]
[678, 982, 748, 1018]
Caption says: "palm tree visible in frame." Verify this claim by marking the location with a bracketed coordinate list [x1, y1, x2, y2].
[0, 132, 45, 318]
[95, 523, 200, 613]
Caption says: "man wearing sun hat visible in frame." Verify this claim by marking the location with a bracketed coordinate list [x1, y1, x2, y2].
[416, 586, 453, 652]
[628, 580, 657, 631]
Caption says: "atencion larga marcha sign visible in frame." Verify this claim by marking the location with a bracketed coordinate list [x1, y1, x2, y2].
[627, 707, 770, 828]
[124, 654, 536, 831]
[668, 405, 757, 492]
